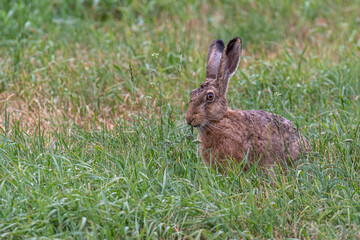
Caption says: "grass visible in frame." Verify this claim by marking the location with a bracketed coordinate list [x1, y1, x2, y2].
[1, 0, 360, 239]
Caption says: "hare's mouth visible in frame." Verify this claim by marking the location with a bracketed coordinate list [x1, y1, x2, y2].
[189, 121, 200, 128]
[187, 118, 202, 128]
[186, 113, 206, 127]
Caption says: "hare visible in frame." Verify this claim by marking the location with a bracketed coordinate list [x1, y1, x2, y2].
[185, 37, 310, 169]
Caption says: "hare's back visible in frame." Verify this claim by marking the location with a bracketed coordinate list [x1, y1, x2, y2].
[228, 109, 307, 162]
[232, 109, 304, 147]
[240, 110, 299, 135]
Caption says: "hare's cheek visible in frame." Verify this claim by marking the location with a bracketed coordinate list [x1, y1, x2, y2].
[195, 114, 205, 124]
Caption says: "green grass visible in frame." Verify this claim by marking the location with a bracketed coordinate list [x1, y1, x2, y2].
[1, 0, 360, 239]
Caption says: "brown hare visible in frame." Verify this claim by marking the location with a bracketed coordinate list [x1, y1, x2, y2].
[185, 37, 310, 170]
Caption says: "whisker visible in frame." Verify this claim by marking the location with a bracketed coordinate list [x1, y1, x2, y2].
[203, 124, 215, 134]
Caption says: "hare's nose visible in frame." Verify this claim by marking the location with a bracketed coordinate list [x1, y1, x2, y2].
[185, 114, 194, 126]
[188, 119, 195, 126]
[186, 118, 194, 126]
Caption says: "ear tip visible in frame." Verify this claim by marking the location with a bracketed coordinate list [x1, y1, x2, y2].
[210, 39, 225, 49]
[229, 37, 242, 46]
[225, 37, 242, 55]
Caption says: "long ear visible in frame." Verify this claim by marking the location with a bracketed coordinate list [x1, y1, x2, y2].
[216, 37, 242, 96]
[206, 39, 225, 79]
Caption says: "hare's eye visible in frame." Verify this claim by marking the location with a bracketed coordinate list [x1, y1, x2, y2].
[207, 93, 214, 102]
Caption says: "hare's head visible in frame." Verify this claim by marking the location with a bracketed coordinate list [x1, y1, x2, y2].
[185, 37, 242, 127]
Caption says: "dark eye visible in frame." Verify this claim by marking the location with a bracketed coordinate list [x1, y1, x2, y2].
[207, 92, 214, 101]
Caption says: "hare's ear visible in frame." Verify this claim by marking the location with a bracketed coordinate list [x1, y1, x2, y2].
[216, 37, 242, 96]
[206, 39, 225, 79]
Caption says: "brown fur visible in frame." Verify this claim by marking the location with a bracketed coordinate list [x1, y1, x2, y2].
[185, 37, 310, 169]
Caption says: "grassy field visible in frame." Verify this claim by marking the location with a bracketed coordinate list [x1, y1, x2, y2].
[1, 0, 360, 239]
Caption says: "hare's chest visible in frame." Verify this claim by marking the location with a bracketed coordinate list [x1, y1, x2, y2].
[198, 129, 249, 164]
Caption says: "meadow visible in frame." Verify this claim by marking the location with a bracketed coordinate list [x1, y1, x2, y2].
[1, 0, 360, 239]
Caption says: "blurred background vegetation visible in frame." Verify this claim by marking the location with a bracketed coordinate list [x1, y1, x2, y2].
[1, 0, 359, 131]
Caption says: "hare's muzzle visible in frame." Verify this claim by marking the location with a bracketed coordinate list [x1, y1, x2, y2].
[185, 116, 194, 126]
[185, 110, 195, 126]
